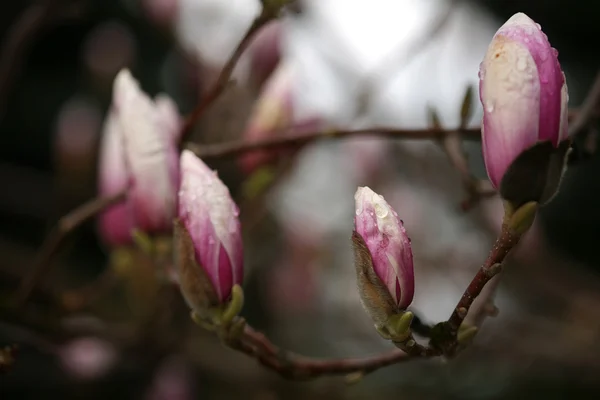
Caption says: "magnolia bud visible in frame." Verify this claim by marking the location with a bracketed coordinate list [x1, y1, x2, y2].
[353, 187, 414, 329]
[175, 150, 243, 316]
[479, 13, 570, 206]
[97, 69, 181, 246]
[97, 111, 134, 246]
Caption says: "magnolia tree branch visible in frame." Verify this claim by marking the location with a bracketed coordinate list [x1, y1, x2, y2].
[179, 6, 277, 144]
[188, 126, 482, 159]
[446, 224, 518, 335]
[211, 221, 519, 380]
[230, 322, 421, 380]
[13, 191, 127, 306]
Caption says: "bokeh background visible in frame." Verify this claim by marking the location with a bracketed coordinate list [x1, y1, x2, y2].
[1, 0, 600, 398]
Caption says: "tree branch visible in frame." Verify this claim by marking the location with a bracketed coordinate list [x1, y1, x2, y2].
[12, 191, 127, 307]
[187, 126, 482, 160]
[444, 223, 520, 349]
[231, 322, 435, 380]
[179, 8, 276, 144]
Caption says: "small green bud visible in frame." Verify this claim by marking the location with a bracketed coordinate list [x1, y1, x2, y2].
[457, 324, 478, 345]
[507, 201, 538, 235]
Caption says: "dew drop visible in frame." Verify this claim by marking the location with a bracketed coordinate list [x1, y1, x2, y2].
[374, 202, 388, 218]
[485, 101, 495, 113]
[536, 23, 541, 30]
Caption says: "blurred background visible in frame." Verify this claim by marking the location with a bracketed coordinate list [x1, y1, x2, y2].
[1, 0, 600, 398]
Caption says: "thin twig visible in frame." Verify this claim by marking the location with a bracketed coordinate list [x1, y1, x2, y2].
[12, 191, 127, 306]
[179, 8, 275, 144]
[188, 126, 482, 159]
[445, 223, 520, 349]
[232, 323, 436, 380]
[187, 111, 585, 162]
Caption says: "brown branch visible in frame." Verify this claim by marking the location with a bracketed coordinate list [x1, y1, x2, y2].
[179, 8, 275, 144]
[187, 126, 482, 160]
[230, 323, 436, 380]
[186, 111, 587, 162]
[12, 191, 127, 307]
[445, 223, 520, 344]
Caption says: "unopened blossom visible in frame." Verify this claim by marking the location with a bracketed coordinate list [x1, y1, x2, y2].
[177, 150, 243, 305]
[479, 12, 568, 189]
[353, 186, 414, 320]
[97, 69, 181, 246]
[97, 111, 134, 246]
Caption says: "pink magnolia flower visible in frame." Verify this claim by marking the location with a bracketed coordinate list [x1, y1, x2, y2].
[479, 12, 568, 188]
[97, 69, 181, 246]
[178, 150, 243, 303]
[354, 186, 414, 310]
[97, 111, 134, 246]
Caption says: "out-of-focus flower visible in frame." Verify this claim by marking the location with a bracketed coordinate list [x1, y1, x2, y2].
[98, 111, 134, 246]
[97, 69, 181, 247]
[246, 20, 283, 89]
[353, 186, 414, 326]
[53, 97, 102, 210]
[479, 12, 568, 189]
[145, 357, 195, 400]
[176, 150, 243, 309]
[239, 61, 324, 174]
[59, 337, 118, 381]
[82, 20, 137, 85]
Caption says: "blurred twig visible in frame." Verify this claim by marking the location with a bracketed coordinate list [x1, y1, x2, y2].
[187, 126, 482, 159]
[230, 321, 433, 380]
[12, 191, 127, 306]
[569, 70, 600, 137]
[179, 5, 277, 144]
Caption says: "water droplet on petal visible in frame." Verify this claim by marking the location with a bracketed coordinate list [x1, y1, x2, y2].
[374, 202, 388, 218]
